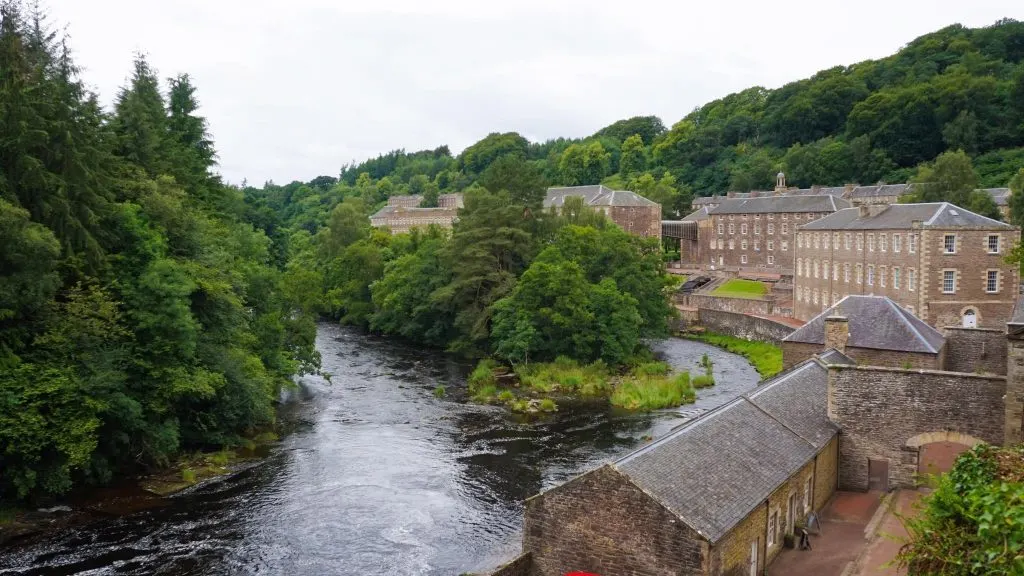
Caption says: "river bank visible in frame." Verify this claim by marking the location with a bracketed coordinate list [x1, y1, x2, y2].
[0, 324, 761, 575]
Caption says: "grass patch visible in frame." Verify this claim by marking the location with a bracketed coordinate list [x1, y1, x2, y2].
[471, 383, 499, 403]
[712, 279, 768, 299]
[538, 398, 557, 412]
[692, 374, 715, 388]
[686, 332, 782, 378]
[433, 385, 446, 398]
[468, 359, 499, 390]
[515, 356, 611, 397]
[611, 371, 696, 411]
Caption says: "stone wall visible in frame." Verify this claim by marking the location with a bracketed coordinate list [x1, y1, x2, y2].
[607, 205, 662, 239]
[813, 436, 839, 511]
[695, 309, 795, 344]
[524, 465, 708, 576]
[711, 504, 766, 576]
[676, 293, 777, 316]
[1006, 335, 1024, 445]
[764, 462, 815, 564]
[943, 327, 1008, 375]
[828, 366, 1006, 491]
[782, 342, 940, 370]
[488, 553, 533, 576]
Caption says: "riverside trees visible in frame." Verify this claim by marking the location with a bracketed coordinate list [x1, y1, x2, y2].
[0, 3, 318, 502]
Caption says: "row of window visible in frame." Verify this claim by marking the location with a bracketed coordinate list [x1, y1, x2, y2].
[710, 238, 789, 252]
[797, 260, 918, 291]
[796, 289, 916, 316]
[766, 476, 815, 550]
[723, 212, 819, 221]
[718, 223, 790, 236]
[795, 232, 1001, 255]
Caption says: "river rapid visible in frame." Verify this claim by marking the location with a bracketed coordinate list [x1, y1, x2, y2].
[0, 324, 760, 576]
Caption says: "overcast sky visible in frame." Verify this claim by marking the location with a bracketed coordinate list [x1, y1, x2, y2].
[47, 0, 1022, 186]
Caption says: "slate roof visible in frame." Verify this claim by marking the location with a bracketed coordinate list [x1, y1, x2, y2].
[545, 185, 658, 208]
[783, 295, 945, 354]
[369, 205, 458, 218]
[985, 188, 1011, 207]
[681, 207, 711, 222]
[801, 202, 1013, 230]
[612, 359, 835, 543]
[818, 348, 855, 365]
[709, 195, 849, 215]
[847, 184, 910, 198]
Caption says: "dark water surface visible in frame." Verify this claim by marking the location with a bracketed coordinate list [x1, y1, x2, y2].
[0, 325, 759, 576]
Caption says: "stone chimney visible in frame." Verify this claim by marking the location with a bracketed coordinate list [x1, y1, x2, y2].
[858, 204, 870, 219]
[824, 314, 849, 353]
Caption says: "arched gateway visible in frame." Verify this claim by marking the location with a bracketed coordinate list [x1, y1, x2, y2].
[906, 431, 986, 476]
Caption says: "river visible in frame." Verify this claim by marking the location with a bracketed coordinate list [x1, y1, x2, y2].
[0, 324, 760, 576]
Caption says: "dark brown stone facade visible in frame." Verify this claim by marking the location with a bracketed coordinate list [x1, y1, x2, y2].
[604, 204, 662, 239]
[707, 210, 832, 274]
[782, 342, 942, 370]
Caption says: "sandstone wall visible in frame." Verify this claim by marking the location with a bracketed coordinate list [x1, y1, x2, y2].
[524, 465, 707, 576]
[943, 327, 1007, 375]
[676, 293, 777, 316]
[489, 553, 533, 576]
[695, 309, 795, 344]
[828, 366, 1006, 491]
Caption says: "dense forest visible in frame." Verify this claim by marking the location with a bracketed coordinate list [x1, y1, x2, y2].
[0, 3, 319, 502]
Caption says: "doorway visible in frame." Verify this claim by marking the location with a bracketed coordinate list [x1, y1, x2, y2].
[962, 309, 978, 328]
[749, 539, 758, 576]
[868, 459, 889, 492]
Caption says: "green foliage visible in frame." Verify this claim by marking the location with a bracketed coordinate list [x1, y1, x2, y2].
[0, 3, 319, 501]
[692, 374, 716, 389]
[898, 444, 1024, 575]
[558, 141, 612, 186]
[433, 385, 446, 398]
[538, 398, 558, 413]
[611, 371, 695, 411]
[712, 279, 769, 299]
[468, 359, 499, 391]
[515, 357, 611, 397]
[687, 332, 783, 378]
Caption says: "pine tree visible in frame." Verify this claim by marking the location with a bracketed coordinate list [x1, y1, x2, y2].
[111, 54, 170, 177]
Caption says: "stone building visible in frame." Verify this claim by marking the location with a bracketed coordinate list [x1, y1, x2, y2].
[518, 356, 840, 576]
[369, 193, 464, 234]
[546, 185, 662, 238]
[793, 202, 1019, 328]
[986, 187, 1012, 220]
[845, 184, 909, 206]
[704, 195, 850, 274]
[782, 295, 947, 370]
[665, 206, 711, 264]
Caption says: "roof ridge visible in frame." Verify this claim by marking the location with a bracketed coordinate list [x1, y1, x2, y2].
[615, 396, 748, 464]
[885, 298, 939, 353]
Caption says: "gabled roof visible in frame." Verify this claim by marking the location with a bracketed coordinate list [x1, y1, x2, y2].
[783, 295, 945, 354]
[545, 185, 658, 208]
[847, 184, 910, 198]
[709, 195, 849, 215]
[984, 188, 1011, 207]
[612, 359, 835, 543]
[681, 207, 711, 222]
[818, 348, 855, 366]
[801, 202, 1014, 230]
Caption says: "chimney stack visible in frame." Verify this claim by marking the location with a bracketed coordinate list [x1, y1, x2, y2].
[858, 204, 870, 219]
[824, 314, 849, 353]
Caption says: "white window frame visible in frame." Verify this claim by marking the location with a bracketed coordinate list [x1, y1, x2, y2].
[988, 235, 1000, 254]
[987, 270, 1000, 294]
[718, 223, 724, 235]
[944, 234, 956, 254]
[893, 267, 901, 290]
[867, 265, 874, 286]
[942, 269, 956, 294]
[879, 233, 887, 253]
[804, 477, 813, 513]
[909, 268, 917, 292]
[741, 254, 748, 264]
[767, 254, 775, 265]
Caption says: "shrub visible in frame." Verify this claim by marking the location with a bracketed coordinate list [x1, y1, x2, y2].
[433, 385, 446, 398]
[497, 390, 515, 403]
[686, 332, 782, 378]
[611, 371, 695, 411]
[468, 359, 498, 391]
[633, 361, 671, 377]
[471, 384, 499, 403]
[508, 399, 531, 413]
[539, 398, 558, 412]
[692, 374, 715, 389]
[181, 468, 197, 483]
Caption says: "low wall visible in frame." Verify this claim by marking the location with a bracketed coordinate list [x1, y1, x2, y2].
[828, 365, 1006, 491]
[488, 553, 533, 576]
[943, 327, 1008, 375]
[692, 309, 795, 345]
[676, 292, 777, 316]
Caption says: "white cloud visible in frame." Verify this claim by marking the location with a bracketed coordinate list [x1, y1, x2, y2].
[45, 0, 1023, 184]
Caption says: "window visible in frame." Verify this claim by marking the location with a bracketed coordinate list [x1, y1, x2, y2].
[844, 233, 851, 250]
[856, 234, 864, 251]
[893, 267, 901, 290]
[741, 223, 748, 235]
[768, 214, 775, 220]
[909, 234, 917, 254]
[767, 240, 774, 251]
[794, 213, 801, 220]
[813, 290, 819, 304]
[814, 260, 820, 278]
[823, 233, 830, 250]
[908, 268, 917, 291]
[768, 224, 775, 235]
[782, 214, 788, 220]
[987, 270, 1000, 293]
[943, 270, 956, 294]
[988, 235, 1001, 254]
[804, 287, 810, 302]
[729, 224, 736, 235]
[944, 234, 956, 254]
[729, 214, 734, 220]
[782, 223, 789, 235]
[754, 223, 761, 235]
[833, 263, 839, 281]
[797, 234, 803, 249]
[741, 254, 748, 264]
[718, 224, 724, 235]
[823, 261, 829, 279]
[879, 233, 887, 252]
[729, 239, 735, 250]
[741, 239, 748, 250]
[755, 214, 761, 220]
[767, 254, 774, 265]
[867, 265, 874, 286]
[804, 477, 813, 513]
[880, 266, 887, 288]
[856, 264, 863, 284]
[796, 286, 802, 302]
[832, 292, 838, 305]
[833, 232, 839, 248]
[814, 234, 820, 249]
[868, 234, 875, 252]
[754, 240, 760, 251]
[710, 236, 716, 249]
[893, 234, 902, 253]
[797, 259, 803, 277]
[781, 241, 789, 251]
[717, 239, 724, 249]
[844, 263, 850, 283]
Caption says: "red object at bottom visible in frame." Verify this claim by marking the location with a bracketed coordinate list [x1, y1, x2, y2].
[566, 573, 599, 576]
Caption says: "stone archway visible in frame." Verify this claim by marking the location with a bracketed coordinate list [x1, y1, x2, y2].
[906, 432, 985, 477]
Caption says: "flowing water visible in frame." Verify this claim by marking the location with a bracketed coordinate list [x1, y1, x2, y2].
[0, 324, 760, 576]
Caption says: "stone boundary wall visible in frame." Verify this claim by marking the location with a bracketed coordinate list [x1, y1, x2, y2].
[676, 292, 778, 316]
[695, 309, 795, 344]
[828, 365, 1006, 491]
[943, 326, 1008, 375]
[488, 553, 533, 576]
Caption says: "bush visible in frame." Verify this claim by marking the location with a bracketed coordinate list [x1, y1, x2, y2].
[611, 371, 695, 411]
[686, 332, 783, 378]
[471, 384, 499, 403]
[516, 359, 610, 397]
[433, 385, 446, 398]
[632, 361, 671, 377]
[497, 390, 515, 403]
[468, 359, 498, 391]
[692, 374, 715, 389]
[539, 398, 558, 412]
[181, 468, 197, 483]
[897, 444, 1024, 574]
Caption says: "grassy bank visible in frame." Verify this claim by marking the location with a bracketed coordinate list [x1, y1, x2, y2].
[468, 356, 710, 413]
[685, 332, 783, 378]
[711, 279, 768, 299]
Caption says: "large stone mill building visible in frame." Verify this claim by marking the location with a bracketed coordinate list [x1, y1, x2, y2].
[545, 185, 662, 239]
